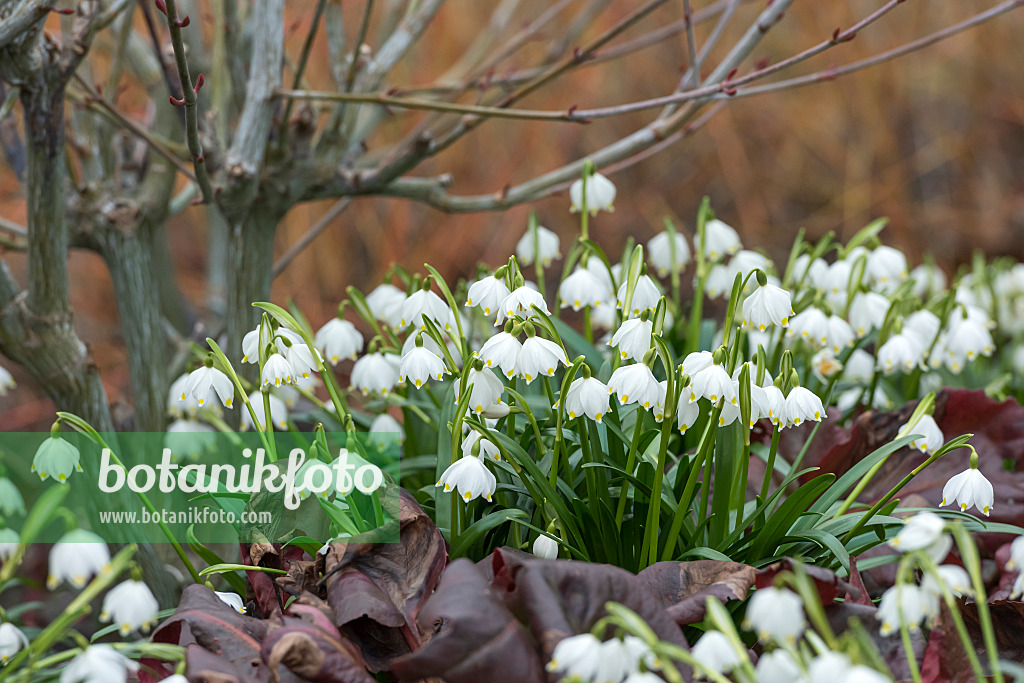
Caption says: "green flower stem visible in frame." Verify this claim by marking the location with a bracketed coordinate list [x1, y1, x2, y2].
[917, 554, 987, 683]
[506, 377, 518, 440]
[261, 390, 277, 462]
[784, 562, 839, 650]
[696, 404, 726, 543]
[952, 524, 1005, 683]
[583, 305, 593, 344]
[205, 338, 274, 458]
[684, 197, 710, 356]
[615, 406, 646, 529]
[661, 404, 721, 560]
[894, 557, 923, 683]
[53, 415, 201, 584]
[759, 425, 781, 500]
[505, 388, 546, 458]
[318, 362, 350, 424]
[552, 360, 584, 488]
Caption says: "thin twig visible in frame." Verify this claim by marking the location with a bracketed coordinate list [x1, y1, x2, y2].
[271, 198, 352, 279]
[161, 0, 215, 202]
[277, 0, 327, 142]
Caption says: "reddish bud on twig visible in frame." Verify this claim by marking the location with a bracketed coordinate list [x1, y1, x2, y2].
[573, 47, 584, 61]
[567, 104, 578, 117]
[832, 27, 842, 42]
[726, 67, 739, 80]
[386, 86, 400, 96]
[822, 64, 838, 81]
[175, 15, 190, 27]
[754, 56, 770, 70]
[169, 95, 185, 106]
[49, 6, 76, 15]
[196, 154, 204, 163]
[154, 0, 167, 15]
[194, 73, 204, 93]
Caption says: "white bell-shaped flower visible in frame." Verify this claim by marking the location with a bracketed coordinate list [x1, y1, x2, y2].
[476, 332, 522, 379]
[563, 375, 610, 422]
[888, 511, 951, 557]
[876, 583, 937, 636]
[717, 399, 740, 428]
[911, 263, 947, 299]
[466, 275, 512, 316]
[691, 630, 741, 678]
[792, 254, 829, 289]
[609, 317, 653, 362]
[1008, 536, 1024, 599]
[785, 386, 824, 427]
[261, 353, 293, 388]
[533, 535, 558, 559]
[901, 414, 944, 454]
[608, 363, 662, 410]
[844, 348, 876, 383]
[676, 394, 700, 433]
[704, 264, 733, 298]
[743, 586, 806, 644]
[788, 307, 829, 347]
[240, 326, 263, 364]
[616, 275, 662, 318]
[100, 580, 159, 635]
[183, 365, 235, 408]
[569, 172, 616, 215]
[763, 386, 787, 428]
[32, 436, 82, 483]
[741, 283, 792, 331]
[241, 391, 289, 431]
[941, 467, 994, 516]
[350, 352, 400, 395]
[680, 350, 714, 377]
[59, 644, 139, 683]
[647, 231, 691, 276]
[436, 453, 496, 502]
[48, 530, 111, 589]
[823, 315, 854, 355]
[368, 413, 404, 449]
[808, 652, 851, 683]
[0, 366, 14, 396]
[498, 286, 550, 324]
[823, 261, 853, 309]
[754, 649, 802, 683]
[903, 310, 941, 353]
[461, 431, 501, 462]
[315, 318, 364, 365]
[867, 245, 908, 293]
[703, 219, 742, 261]
[365, 284, 406, 328]
[877, 333, 923, 375]
[0, 479, 23, 517]
[848, 291, 891, 337]
[399, 344, 448, 389]
[943, 318, 994, 367]
[516, 336, 568, 383]
[457, 366, 505, 414]
[167, 373, 195, 417]
[921, 564, 973, 599]
[559, 267, 611, 311]
[400, 288, 456, 332]
[0, 622, 28, 665]
[546, 633, 604, 680]
[811, 348, 843, 381]
[216, 591, 246, 613]
[688, 365, 736, 407]
[516, 225, 561, 266]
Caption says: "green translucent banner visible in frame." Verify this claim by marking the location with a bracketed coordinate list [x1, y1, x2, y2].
[0, 431, 401, 547]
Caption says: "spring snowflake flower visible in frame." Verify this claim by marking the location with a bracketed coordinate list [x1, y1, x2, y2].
[691, 630, 741, 678]
[792, 254, 829, 288]
[785, 387, 824, 426]
[562, 375, 610, 422]
[754, 649, 802, 683]
[942, 318, 994, 368]
[680, 350, 714, 376]
[609, 317, 653, 362]
[616, 275, 662, 317]
[921, 564, 973, 598]
[608, 363, 662, 410]
[48, 530, 110, 589]
[866, 245, 908, 292]
[676, 394, 700, 433]
[466, 275, 512, 317]
[516, 336, 568, 383]
[399, 345, 448, 389]
[59, 644, 138, 683]
[903, 310, 941, 353]
[877, 333, 923, 374]
[729, 250, 771, 288]
[400, 288, 456, 332]
[546, 634, 603, 680]
[241, 391, 288, 431]
[315, 318, 364, 365]
[498, 286, 551, 325]
[261, 353, 293, 388]
[436, 453, 496, 502]
[31, 436, 82, 483]
[560, 267, 611, 311]
[822, 260, 853, 308]
[888, 511, 952, 562]
[703, 264, 733, 299]
[283, 339, 323, 379]
[877, 584, 937, 636]
[183, 365, 234, 409]
[703, 219, 742, 260]
[216, 591, 246, 613]
[647, 231, 691, 276]
[457, 365, 505, 414]
[365, 283, 406, 328]
[0, 365, 14, 396]
[100, 580, 159, 635]
[911, 263, 947, 299]
[848, 291, 891, 337]
[763, 386, 787, 428]
[788, 307, 829, 346]
[742, 283, 793, 331]
[350, 352, 400, 395]
[743, 586, 806, 644]
[533, 535, 558, 559]
[688, 364, 736, 407]
[843, 348, 876, 383]
[0, 528, 18, 562]
[570, 172, 616, 215]
[0, 622, 28, 665]
[0, 479, 22, 517]
[1007, 536, 1024, 599]
[240, 326, 263, 364]
[516, 225, 561, 266]
[368, 414, 404, 449]
[462, 430, 501, 462]
[941, 466, 993, 515]
[901, 414, 944, 454]
[808, 652, 851, 683]
[811, 348, 843, 381]
[823, 315, 854, 354]
[166, 373, 195, 418]
[476, 331, 522, 379]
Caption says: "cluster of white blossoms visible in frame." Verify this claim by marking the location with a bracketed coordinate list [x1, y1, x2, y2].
[546, 632, 661, 683]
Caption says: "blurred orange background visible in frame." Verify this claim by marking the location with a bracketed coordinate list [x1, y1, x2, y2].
[0, 0, 1022, 427]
